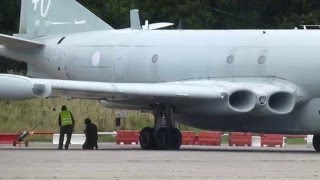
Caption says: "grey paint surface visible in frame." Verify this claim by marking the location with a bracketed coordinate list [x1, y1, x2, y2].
[0, 143, 319, 179]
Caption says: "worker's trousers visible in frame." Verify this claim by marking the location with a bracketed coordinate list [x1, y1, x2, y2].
[58, 125, 73, 149]
[83, 138, 98, 150]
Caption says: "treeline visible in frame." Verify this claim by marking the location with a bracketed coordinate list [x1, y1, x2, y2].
[78, 0, 320, 29]
[1, 0, 320, 72]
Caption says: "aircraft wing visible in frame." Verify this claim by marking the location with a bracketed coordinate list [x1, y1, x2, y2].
[32, 78, 225, 101]
[0, 74, 224, 101]
[0, 34, 44, 48]
[0, 74, 298, 115]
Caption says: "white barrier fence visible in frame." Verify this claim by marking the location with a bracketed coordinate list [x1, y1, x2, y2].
[251, 136, 261, 147]
[52, 132, 117, 145]
[307, 135, 313, 148]
[250, 136, 286, 147]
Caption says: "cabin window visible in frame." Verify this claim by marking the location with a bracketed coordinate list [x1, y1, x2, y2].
[258, 56, 266, 64]
[226, 55, 234, 64]
[152, 54, 158, 63]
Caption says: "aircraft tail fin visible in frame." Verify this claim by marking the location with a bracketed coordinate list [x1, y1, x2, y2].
[18, 0, 113, 38]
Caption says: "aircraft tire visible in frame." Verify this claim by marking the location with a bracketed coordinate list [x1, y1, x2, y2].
[168, 128, 182, 150]
[139, 127, 155, 150]
[313, 135, 320, 152]
[155, 128, 170, 150]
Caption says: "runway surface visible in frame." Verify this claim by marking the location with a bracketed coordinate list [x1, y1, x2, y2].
[0, 143, 319, 180]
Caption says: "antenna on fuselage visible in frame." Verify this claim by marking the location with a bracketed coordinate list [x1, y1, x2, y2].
[130, 9, 142, 29]
[178, 20, 183, 30]
[129, 9, 174, 30]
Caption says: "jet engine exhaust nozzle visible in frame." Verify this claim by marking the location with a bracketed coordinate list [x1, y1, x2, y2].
[268, 92, 296, 115]
[228, 90, 256, 113]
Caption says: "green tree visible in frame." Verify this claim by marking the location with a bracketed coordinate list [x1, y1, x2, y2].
[0, 0, 25, 73]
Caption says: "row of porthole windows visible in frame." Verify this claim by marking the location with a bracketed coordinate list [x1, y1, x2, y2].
[151, 54, 267, 65]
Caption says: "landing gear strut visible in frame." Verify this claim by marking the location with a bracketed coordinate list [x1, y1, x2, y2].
[139, 105, 182, 150]
[313, 135, 320, 152]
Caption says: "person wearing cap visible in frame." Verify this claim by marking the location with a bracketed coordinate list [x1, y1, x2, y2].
[82, 118, 98, 150]
[58, 105, 75, 150]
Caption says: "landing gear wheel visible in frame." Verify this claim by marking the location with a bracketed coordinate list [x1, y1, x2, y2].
[168, 128, 182, 150]
[13, 141, 17, 147]
[313, 135, 320, 152]
[139, 127, 155, 150]
[155, 128, 170, 150]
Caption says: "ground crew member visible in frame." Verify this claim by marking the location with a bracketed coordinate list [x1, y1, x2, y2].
[82, 118, 98, 150]
[58, 105, 75, 150]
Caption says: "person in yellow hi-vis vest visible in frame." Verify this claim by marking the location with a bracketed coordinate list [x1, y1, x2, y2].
[58, 105, 75, 150]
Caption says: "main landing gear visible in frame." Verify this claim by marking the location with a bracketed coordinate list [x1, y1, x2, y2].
[139, 106, 182, 150]
[313, 135, 320, 152]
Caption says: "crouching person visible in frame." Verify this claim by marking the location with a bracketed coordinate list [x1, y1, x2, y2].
[82, 118, 98, 150]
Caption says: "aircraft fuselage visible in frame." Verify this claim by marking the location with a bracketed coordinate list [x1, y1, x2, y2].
[2, 29, 320, 133]
[23, 29, 320, 97]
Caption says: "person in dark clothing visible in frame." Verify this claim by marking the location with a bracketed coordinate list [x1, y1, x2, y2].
[82, 118, 98, 150]
[58, 105, 75, 150]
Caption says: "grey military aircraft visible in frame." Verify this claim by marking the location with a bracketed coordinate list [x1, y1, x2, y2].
[1, 0, 320, 151]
